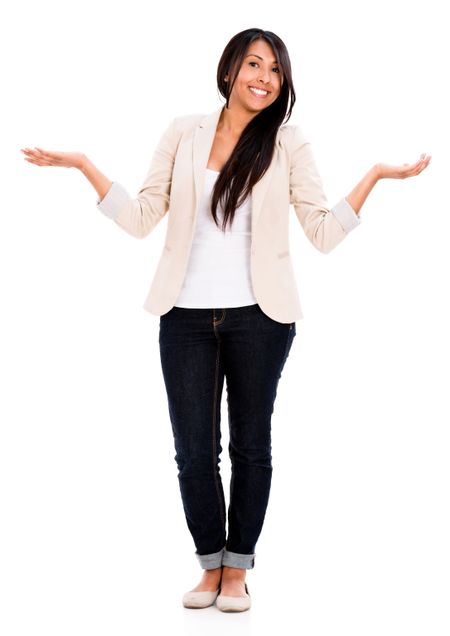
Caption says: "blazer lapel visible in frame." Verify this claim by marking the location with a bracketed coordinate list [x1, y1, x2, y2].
[192, 105, 279, 233]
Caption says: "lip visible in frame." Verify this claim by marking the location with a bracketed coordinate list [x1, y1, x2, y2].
[248, 86, 270, 97]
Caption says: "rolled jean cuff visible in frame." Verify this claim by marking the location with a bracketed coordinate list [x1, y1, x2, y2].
[222, 549, 256, 569]
[195, 547, 225, 569]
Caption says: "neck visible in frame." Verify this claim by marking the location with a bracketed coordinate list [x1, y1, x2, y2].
[216, 103, 258, 137]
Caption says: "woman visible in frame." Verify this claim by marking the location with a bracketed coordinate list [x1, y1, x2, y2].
[21, 28, 431, 613]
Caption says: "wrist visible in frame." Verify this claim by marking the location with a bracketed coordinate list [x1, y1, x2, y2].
[373, 163, 382, 181]
[78, 154, 89, 172]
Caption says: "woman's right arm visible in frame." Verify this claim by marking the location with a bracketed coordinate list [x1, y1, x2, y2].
[21, 117, 181, 239]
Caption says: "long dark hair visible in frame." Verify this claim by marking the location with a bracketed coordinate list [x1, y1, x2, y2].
[211, 28, 296, 232]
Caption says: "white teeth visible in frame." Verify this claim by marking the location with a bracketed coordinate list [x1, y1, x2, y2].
[249, 87, 268, 96]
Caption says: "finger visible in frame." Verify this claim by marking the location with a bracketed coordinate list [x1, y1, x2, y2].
[411, 159, 423, 172]
[404, 157, 422, 170]
[32, 147, 58, 164]
[412, 162, 426, 175]
[23, 148, 44, 158]
[419, 158, 431, 173]
[397, 154, 430, 177]
[417, 154, 431, 168]
[33, 147, 54, 159]
[417, 153, 432, 169]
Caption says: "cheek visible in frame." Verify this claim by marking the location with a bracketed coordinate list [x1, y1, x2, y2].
[241, 78, 254, 93]
[239, 70, 253, 84]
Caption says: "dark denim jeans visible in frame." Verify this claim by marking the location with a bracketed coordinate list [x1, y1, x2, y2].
[158, 303, 296, 570]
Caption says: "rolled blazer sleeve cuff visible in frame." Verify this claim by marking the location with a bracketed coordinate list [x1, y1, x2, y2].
[330, 197, 361, 233]
[96, 181, 130, 220]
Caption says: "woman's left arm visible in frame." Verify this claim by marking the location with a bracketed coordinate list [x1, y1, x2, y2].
[346, 153, 432, 215]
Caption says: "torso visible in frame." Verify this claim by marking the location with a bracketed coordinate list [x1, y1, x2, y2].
[206, 131, 240, 172]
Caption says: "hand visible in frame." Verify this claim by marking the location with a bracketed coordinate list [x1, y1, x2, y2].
[20, 147, 86, 170]
[376, 153, 432, 179]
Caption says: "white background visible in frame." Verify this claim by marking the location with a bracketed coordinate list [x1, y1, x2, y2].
[2, 0, 449, 634]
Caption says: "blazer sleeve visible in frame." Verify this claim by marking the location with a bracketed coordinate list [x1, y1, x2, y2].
[289, 125, 361, 254]
[95, 117, 182, 238]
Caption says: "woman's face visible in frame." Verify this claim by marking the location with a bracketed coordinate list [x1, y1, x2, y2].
[227, 39, 282, 114]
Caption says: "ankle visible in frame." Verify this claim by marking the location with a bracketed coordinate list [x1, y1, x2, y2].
[222, 565, 246, 578]
[203, 566, 222, 577]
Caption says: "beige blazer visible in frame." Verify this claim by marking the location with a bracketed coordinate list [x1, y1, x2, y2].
[97, 105, 361, 323]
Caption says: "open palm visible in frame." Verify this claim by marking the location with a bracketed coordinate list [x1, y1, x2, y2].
[377, 153, 432, 179]
[20, 147, 84, 169]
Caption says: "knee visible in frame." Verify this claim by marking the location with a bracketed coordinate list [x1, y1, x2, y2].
[228, 444, 272, 469]
[174, 451, 220, 478]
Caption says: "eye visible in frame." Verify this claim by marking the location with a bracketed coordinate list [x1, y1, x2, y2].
[249, 61, 280, 73]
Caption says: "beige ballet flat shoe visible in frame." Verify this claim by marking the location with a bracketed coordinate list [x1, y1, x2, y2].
[216, 583, 251, 612]
[182, 588, 220, 609]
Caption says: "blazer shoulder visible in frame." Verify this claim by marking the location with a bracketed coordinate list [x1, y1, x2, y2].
[155, 112, 205, 147]
[278, 123, 309, 151]
[172, 112, 206, 132]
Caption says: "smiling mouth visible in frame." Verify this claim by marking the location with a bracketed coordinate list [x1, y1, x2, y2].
[249, 87, 270, 97]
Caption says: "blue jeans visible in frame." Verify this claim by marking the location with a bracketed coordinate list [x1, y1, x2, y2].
[158, 303, 296, 569]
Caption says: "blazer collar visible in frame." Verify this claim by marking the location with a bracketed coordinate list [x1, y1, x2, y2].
[192, 105, 279, 232]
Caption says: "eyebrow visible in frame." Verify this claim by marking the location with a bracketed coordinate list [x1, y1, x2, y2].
[245, 53, 279, 64]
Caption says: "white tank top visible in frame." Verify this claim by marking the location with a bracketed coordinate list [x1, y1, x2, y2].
[174, 168, 258, 308]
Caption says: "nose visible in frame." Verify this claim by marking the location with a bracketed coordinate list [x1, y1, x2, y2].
[257, 68, 271, 84]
